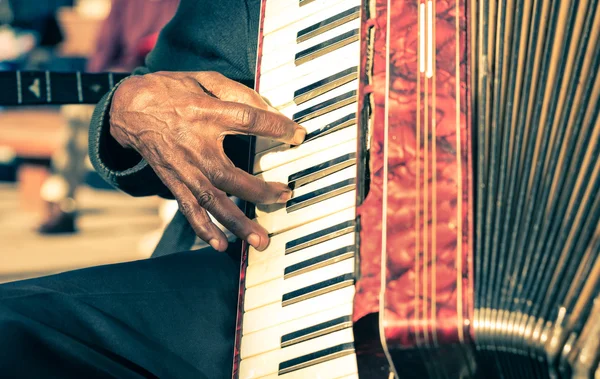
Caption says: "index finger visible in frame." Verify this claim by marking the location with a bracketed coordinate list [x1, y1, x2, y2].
[215, 99, 306, 145]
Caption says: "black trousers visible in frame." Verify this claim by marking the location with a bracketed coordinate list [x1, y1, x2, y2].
[0, 244, 241, 378]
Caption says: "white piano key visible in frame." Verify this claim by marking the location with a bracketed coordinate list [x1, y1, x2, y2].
[260, 41, 360, 93]
[261, 63, 357, 108]
[264, 0, 356, 35]
[259, 358, 359, 379]
[244, 258, 355, 311]
[293, 67, 358, 106]
[278, 353, 358, 379]
[277, 80, 358, 120]
[289, 165, 354, 197]
[257, 189, 355, 236]
[261, 18, 360, 73]
[261, 360, 359, 379]
[246, 231, 355, 288]
[239, 329, 355, 378]
[262, 2, 360, 57]
[256, 140, 356, 184]
[253, 124, 357, 174]
[242, 286, 355, 334]
[255, 164, 356, 235]
[240, 303, 353, 359]
[255, 103, 357, 154]
[247, 207, 355, 266]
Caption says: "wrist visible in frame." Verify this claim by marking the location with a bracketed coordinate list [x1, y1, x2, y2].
[109, 84, 134, 149]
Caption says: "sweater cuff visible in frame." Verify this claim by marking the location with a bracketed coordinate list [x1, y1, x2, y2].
[89, 76, 171, 197]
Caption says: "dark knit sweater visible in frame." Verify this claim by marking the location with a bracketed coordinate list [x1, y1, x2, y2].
[89, 0, 260, 199]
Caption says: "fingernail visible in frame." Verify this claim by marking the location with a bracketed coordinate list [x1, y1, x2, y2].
[209, 238, 222, 251]
[292, 128, 306, 145]
[247, 233, 262, 249]
[277, 190, 293, 204]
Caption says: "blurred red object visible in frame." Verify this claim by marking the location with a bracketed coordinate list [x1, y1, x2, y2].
[86, 0, 179, 73]
[137, 32, 160, 58]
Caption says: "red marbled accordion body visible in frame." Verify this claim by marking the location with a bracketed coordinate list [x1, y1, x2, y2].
[353, 0, 472, 351]
[379, 0, 472, 348]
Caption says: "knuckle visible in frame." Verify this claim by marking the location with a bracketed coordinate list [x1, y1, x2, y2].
[181, 77, 200, 87]
[187, 98, 213, 120]
[233, 106, 257, 128]
[196, 190, 216, 208]
[178, 200, 196, 217]
[208, 167, 234, 188]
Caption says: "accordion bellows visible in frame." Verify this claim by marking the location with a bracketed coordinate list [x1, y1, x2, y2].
[355, 0, 599, 377]
[471, 0, 599, 376]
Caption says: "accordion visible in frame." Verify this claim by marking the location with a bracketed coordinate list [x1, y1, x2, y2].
[0, 0, 597, 377]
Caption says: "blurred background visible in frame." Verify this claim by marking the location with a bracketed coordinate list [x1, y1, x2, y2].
[0, 0, 179, 283]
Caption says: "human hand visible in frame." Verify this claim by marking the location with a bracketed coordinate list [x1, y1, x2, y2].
[109, 71, 306, 252]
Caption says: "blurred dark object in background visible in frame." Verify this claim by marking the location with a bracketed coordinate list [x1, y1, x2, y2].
[5, 0, 74, 46]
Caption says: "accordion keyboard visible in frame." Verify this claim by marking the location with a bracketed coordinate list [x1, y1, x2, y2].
[238, 0, 362, 377]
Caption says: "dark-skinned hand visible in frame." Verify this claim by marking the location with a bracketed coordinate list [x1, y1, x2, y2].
[109, 71, 306, 252]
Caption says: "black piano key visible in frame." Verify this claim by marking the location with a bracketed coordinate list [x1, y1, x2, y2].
[305, 112, 357, 142]
[285, 219, 356, 255]
[294, 66, 358, 105]
[278, 342, 355, 375]
[299, 0, 316, 6]
[288, 152, 357, 189]
[281, 315, 353, 348]
[282, 273, 354, 307]
[295, 29, 360, 66]
[284, 245, 355, 279]
[293, 90, 357, 124]
[286, 177, 356, 213]
[297, 6, 361, 43]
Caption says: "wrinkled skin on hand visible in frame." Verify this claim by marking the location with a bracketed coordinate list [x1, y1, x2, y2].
[110, 71, 306, 252]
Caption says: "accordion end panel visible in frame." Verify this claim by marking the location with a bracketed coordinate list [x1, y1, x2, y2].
[354, 0, 476, 376]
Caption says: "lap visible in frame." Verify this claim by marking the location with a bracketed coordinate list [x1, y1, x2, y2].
[0, 243, 241, 379]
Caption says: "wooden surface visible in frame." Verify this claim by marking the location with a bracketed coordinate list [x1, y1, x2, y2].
[0, 183, 161, 284]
